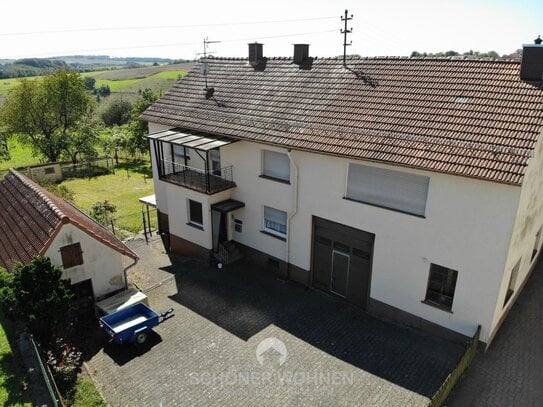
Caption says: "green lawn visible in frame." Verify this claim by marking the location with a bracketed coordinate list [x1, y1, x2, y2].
[0, 139, 41, 173]
[71, 378, 106, 407]
[0, 313, 32, 406]
[60, 161, 155, 233]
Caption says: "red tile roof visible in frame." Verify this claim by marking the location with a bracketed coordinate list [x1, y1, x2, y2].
[0, 170, 137, 272]
[140, 56, 543, 185]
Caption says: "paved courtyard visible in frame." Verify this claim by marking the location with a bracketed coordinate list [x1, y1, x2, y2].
[85, 236, 465, 406]
[446, 257, 543, 406]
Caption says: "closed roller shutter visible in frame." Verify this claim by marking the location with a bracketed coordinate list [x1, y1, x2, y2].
[346, 163, 430, 216]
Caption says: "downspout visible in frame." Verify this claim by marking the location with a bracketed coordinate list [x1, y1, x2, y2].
[122, 256, 139, 290]
[286, 150, 299, 279]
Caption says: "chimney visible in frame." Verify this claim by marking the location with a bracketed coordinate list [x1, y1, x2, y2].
[520, 35, 543, 81]
[248, 42, 263, 66]
[293, 44, 310, 65]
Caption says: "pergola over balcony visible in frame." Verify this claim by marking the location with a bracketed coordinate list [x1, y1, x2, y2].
[149, 128, 237, 194]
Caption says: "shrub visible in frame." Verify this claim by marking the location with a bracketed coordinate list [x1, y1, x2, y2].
[46, 337, 82, 393]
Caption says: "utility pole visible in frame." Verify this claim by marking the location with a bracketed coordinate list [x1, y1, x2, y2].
[341, 10, 353, 66]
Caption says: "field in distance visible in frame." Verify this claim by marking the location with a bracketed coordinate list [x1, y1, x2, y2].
[0, 62, 195, 100]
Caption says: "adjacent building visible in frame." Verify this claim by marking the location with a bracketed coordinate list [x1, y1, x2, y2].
[141, 40, 543, 346]
[0, 169, 138, 307]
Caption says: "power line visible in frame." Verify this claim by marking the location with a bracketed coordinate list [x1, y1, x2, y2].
[5, 29, 338, 59]
[0, 16, 338, 37]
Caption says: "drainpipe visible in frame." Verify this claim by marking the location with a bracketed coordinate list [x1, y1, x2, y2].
[286, 150, 299, 279]
[122, 256, 139, 290]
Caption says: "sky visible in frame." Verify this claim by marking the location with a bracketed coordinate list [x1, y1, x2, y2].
[1, 0, 542, 60]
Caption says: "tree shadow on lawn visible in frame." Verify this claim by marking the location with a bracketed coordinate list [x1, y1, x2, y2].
[0, 312, 33, 406]
[115, 160, 152, 177]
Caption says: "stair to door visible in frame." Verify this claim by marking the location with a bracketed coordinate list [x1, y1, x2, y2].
[217, 241, 244, 265]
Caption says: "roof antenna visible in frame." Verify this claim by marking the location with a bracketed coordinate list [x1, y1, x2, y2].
[198, 37, 221, 98]
[341, 10, 353, 66]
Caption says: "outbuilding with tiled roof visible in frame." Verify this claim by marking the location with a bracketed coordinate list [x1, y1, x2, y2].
[0, 169, 137, 302]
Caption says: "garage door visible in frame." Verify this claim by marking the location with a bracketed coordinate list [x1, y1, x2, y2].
[312, 217, 374, 309]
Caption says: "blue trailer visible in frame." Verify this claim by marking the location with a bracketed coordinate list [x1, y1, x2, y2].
[99, 303, 174, 345]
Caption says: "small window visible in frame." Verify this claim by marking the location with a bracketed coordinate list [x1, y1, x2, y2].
[44, 167, 56, 175]
[531, 227, 542, 262]
[424, 264, 458, 311]
[262, 150, 290, 182]
[504, 259, 520, 307]
[188, 199, 203, 227]
[263, 206, 287, 238]
[60, 243, 84, 269]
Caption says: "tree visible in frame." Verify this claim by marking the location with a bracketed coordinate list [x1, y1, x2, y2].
[0, 257, 73, 343]
[90, 200, 117, 227]
[84, 76, 96, 91]
[127, 88, 159, 155]
[0, 69, 95, 163]
[0, 127, 9, 161]
[101, 126, 130, 165]
[101, 98, 133, 127]
[62, 113, 101, 164]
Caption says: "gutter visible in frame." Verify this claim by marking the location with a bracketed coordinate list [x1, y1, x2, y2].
[286, 150, 299, 278]
[122, 256, 139, 290]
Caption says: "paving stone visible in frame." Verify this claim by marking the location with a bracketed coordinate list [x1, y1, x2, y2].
[86, 236, 464, 407]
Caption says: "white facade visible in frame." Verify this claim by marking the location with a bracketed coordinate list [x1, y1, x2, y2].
[148, 123, 543, 344]
[45, 223, 127, 299]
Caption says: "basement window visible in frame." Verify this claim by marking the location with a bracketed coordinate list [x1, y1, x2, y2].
[60, 243, 84, 269]
[424, 264, 458, 312]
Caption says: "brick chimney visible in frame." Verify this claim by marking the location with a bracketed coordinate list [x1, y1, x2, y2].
[520, 35, 543, 81]
[248, 43, 263, 67]
[293, 44, 310, 65]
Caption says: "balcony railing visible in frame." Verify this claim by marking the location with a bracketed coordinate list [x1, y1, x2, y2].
[159, 159, 236, 194]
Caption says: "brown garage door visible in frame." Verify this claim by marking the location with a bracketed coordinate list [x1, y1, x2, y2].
[312, 217, 374, 309]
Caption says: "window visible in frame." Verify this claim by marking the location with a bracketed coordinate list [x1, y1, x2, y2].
[188, 199, 203, 227]
[346, 163, 429, 216]
[263, 206, 287, 238]
[504, 259, 520, 307]
[531, 227, 542, 262]
[424, 264, 458, 311]
[173, 145, 190, 162]
[44, 167, 56, 175]
[262, 150, 290, 182]
[60, 243, 84, 269]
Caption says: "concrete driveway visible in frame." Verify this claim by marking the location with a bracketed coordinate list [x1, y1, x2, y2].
[86, 237, 464, 406]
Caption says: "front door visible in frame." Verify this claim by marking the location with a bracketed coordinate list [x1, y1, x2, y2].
[331, 250, 349, 297]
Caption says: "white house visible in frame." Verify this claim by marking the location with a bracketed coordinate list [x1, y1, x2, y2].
[141, 40, 543, 346]
[0, 169, 138, 308]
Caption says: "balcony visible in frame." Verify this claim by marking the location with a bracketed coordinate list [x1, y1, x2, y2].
[159, 159, 236, 194]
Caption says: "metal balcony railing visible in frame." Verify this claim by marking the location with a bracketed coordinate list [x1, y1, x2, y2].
[159, 160, 236, 194]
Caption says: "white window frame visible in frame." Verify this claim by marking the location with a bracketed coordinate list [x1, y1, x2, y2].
[262, 206, 287, 238]
[262, 150, 290, 183]
[188, 199, 203, 228]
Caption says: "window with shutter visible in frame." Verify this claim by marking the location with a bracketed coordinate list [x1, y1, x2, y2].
[262, 206, 287, 238]
[262, 150, 290, 182]
[346, 163, 429, 216]
[60, 243, 84, 269]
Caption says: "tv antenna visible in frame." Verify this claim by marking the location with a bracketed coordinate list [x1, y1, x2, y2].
[197, 37, 221, 91]
[340, 10, 353, 66]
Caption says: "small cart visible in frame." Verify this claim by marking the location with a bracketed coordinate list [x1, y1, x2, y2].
[99, 303, 174, 345]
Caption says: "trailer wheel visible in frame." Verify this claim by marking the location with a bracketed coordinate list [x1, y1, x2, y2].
[134, 331, 148, 345]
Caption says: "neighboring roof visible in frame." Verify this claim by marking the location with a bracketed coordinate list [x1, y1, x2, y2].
[140, 56, 543, 186]
[0, 170, 137, 272]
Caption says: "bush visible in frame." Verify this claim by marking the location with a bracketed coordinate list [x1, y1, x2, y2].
[101, 98, 133, 127]
[46, 337, 82, 394]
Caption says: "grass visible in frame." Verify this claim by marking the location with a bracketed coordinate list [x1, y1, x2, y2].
[71, 378, 106, 407]
[0, 138, 41, 173]
[60, 160, 155, 233]
[0, 313, 32, 406]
